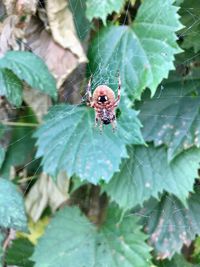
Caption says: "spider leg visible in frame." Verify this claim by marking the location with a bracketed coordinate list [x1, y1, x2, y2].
[86, 75, 93, 105]
[95, 113, 99, 127]
[114, 73, 121, 107]
[99, 120, 103, 134]
[111, 115, 117, 132]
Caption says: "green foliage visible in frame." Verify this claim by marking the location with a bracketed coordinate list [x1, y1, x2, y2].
[1, 0, 200, 266]
[157, 254, 198, 267]
[35, 104, 144, 183]
[138, 67, 200, 161]
[140, 191, 200, 259]
[0, 108, 37, 178]
[69, 0, 91, 40]
[0, 148, 5, 170]
[5, 238, 34, 267]
[104, 145, 200, 209]
[0, 51, 57, 101]
[0, 69, 23, 106]
[86, 0, 125, 25]
[0, 179, 27, 231]
[88, 0, 182, 99]
[32, 206, 152, 267]
[179, 0, 200, 53]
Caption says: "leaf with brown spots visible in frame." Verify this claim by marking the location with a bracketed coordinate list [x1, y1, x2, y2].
[139, 190, 200, 259]
[138, 67, 200, 161]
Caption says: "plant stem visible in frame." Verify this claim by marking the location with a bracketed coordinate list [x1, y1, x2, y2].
[1, 121, 39, 127]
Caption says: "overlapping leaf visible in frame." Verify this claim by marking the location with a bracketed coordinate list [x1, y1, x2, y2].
[5, 238, 34, 267]
[104, 145, 200, 209]
[179, 0, 200, 53]
[35, 104, 144, 183]
[139, 191, 200, 259]
[0, 51, 57, 100]
[86, 0, 124, 25]
[0, 178, 27, 231]
[88, 0, 182, 99]
[0, 69, 23, 106]
[32, 206, 152, 267]
[138, 68, 200, 161]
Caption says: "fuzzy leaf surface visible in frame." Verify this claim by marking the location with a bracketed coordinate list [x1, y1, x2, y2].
[0, 69, 23, 106]
[86, 0, 124, 24]
[32, 206, 152, 267]
[35, 104, 144, 183]
[104, 145, 200, 209]
[0, 51, 57, 100]
[138, 68, 200, 161]
[88, 0, 182, 99]
[0, 179, 27, 231]
[139, 191, 200, 259]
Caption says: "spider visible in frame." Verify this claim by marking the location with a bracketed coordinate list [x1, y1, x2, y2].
[86, 73, 121, 132]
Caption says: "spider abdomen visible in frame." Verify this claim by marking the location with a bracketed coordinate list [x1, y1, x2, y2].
[86, 74, 121, 132]
[93, 85, 115, 103]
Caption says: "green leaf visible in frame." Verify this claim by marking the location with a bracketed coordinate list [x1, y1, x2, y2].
[104, 145, 200, 209]
[86, 0, 124, 25]
[5, 238, 34, 267]
[0, 69, 23, 107]
[157, 254, 198, 267]
[32, 206, 152, 267]
[179, 0, 200, 53]
[0, 51, 57, 100]
[69, 0, 91, 40]
[0, 108, 37, 179]
[0, 232, 5, 267]
[35, 104, 144, 183]
[0, 147, 5, 169]
[88, 0, 182, 99]
[139, 191, 200, 259]
[0, 178, 27, 231]
[138, 68, 200, 161]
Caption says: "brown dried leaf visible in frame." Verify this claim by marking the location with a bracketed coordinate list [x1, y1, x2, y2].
[26, 18, 84, 88]
[3, 0, 38, 15]
[23, 86, 52, 123]
[16, 0, 38, 15]
[46, 0, 87, 62]
[25, 172, 70, 222]
[0, 15, 24, 53]
[2, 0, 16, 15]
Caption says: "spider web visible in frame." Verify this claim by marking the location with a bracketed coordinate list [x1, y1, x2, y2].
[1, 0, 200, 264]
